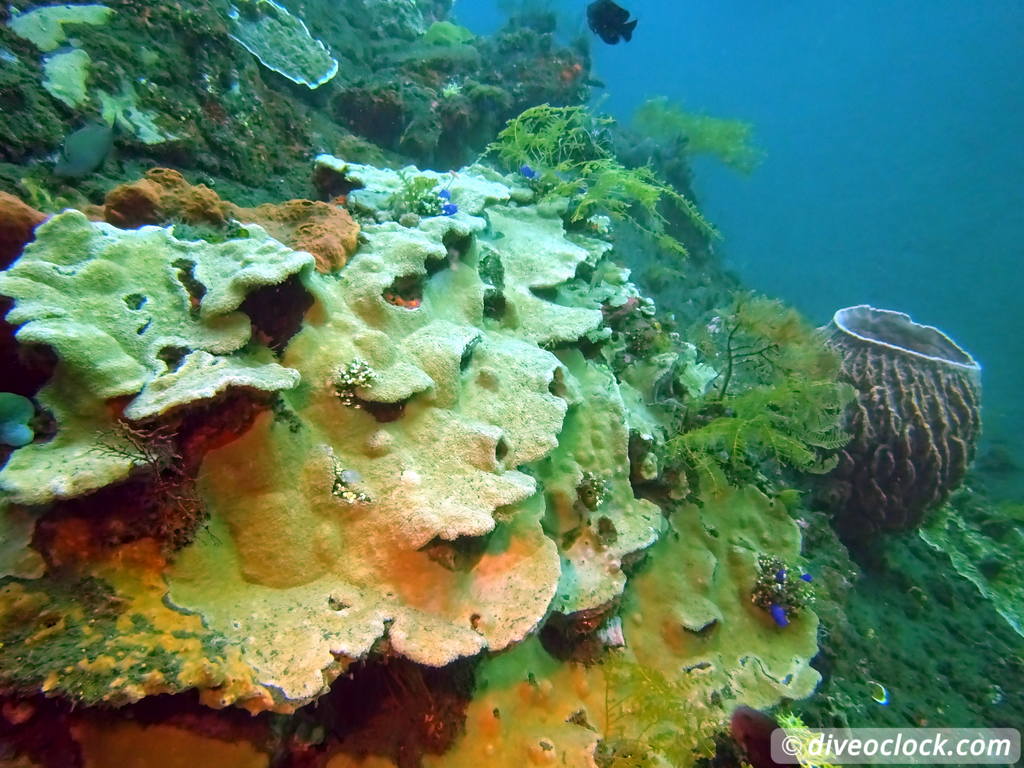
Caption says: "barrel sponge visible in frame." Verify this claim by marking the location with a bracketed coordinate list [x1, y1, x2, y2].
[824, 305, 982, 534]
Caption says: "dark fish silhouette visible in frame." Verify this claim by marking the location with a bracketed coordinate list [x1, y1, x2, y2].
[587, 0, 637, 44]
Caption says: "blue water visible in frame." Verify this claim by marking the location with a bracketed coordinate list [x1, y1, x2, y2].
[458, 0, 1024, 467]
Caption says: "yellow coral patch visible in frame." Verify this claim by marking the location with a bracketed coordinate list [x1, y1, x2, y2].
[435, 485, 818, 768]
[426, 637, 604, 768]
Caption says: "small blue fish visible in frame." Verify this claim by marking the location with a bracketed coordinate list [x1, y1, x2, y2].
[520, 164, 537, 180]
[800, 573, 813, 582]
[438, 189, 451, 200]
[441, 202, 458, 216]
[775, 569, 787, 583]
[769, 604, 789, 627]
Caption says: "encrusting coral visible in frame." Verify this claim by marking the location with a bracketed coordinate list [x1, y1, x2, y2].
[537, 350, 663, 617]
[0, 210, 308, 505]
[0, 158, 826, 762]
[418, 485, 819, 768]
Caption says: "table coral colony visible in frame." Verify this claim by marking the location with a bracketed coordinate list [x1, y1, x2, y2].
[0, 158, 820, 765]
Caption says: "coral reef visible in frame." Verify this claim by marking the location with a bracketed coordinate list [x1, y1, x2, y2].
[333, 15, 589, 169]
[792, 503, 1024, 735]
[0, 2, 1019, 764]
[104, 168, 229, 228]
[0, 0, 588, 201]
[485, 105, 718, 257]
[8, 4, 113, 52]
[921, 491, 1024, 638]
[415, 485, 817, 768]
[227, 0, 339, 89]
[750, 554, 815, 626]
[0, 392, 34, 448]
[0, 210, 307, 509]
[0, 158, 826, 764]
[669, 294, 854, 493]
[40, 47, 91, 109]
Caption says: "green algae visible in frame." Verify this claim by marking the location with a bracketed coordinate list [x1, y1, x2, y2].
[634, 96, 763, 174]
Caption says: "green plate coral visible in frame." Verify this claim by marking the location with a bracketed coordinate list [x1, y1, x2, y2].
[0, 162, 823, 757]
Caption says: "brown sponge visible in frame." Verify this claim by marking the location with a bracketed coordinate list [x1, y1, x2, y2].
[824, 305, 981, 534]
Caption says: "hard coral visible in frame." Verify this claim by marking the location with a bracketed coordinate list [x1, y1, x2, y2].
[0, 162, 824, 746]
[0, 210, 309, 505]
